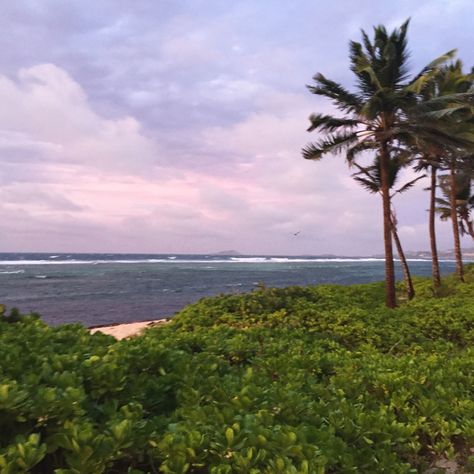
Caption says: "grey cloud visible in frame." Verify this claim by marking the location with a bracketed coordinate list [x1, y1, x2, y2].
[0, 186, 85, 212]
[0, 207, 105, 252]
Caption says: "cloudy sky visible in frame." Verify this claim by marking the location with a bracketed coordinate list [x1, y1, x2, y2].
[0, 0, 473, 255]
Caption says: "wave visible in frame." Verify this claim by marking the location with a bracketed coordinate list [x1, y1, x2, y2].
[270, 257, 383, 263]
[0, 259, 173, 265]
[228, 257, 382, 263]
[0, 269, 25, 274]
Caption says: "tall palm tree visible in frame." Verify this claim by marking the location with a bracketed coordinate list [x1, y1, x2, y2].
[352, 155, 424, 300]
[414, 150, 443, 287]
[302, 19, 456, 308]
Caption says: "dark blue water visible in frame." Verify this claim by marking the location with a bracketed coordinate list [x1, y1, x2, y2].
[0, 253, 462, 326]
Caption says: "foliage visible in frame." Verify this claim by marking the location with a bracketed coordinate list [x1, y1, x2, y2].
[1, 268, 474, 472]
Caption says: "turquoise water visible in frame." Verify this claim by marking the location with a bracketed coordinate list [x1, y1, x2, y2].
[0, 253, 460, 326]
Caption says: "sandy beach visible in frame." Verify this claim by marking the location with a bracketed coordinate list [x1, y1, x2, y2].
[90, 319, 168, 340]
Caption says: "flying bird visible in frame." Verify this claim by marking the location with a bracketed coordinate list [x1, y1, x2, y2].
[293, 231, 301, 236]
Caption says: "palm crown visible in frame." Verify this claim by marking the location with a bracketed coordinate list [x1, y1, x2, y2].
[302, 19, 459, 164]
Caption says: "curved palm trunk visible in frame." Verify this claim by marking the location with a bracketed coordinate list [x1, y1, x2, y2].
[380, 142, 397, 308]
[391, 213, 415, 300]
[429, 165, 441, 287]
[449, 159, 464, 282]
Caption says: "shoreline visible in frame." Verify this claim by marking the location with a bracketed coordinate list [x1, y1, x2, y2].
[89, 318, 169, 340]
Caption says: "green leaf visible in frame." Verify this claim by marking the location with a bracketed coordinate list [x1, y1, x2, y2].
[225, 428, 234, 445]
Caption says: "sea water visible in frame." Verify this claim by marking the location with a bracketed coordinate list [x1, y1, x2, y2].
[0, 253, 462, 326]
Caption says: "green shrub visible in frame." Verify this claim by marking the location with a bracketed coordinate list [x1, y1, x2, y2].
[0, 270, 473, 472]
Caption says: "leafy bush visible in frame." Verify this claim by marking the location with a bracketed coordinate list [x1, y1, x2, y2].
[0, 267, 473, 472]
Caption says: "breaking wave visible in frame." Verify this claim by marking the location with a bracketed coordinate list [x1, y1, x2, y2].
[0, 255, 462, 266]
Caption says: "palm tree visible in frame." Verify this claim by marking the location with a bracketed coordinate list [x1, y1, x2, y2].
[390, 210, 414, 299]
[302, 19, 456, 308]
[447, 153, 466, 280]
[414, 150, 443, 287]
[418, 60, 474, 280]
[352, 155, 424, 300]
[415, 62, 474, 282]
[436, 168, 474, 242]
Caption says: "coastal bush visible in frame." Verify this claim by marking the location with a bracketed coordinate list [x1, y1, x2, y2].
[0, 268, 473, 472]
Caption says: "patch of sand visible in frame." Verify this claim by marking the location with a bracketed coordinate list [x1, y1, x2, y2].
[90, 319, 168, 340]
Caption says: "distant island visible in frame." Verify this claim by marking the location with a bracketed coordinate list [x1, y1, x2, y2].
[212, 250, 241, 256]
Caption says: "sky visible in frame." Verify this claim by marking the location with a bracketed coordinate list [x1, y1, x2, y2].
[0, 0, 473, 256]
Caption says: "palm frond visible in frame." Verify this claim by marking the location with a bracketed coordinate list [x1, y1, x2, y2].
[421, 104, 471, 120]
[381, 18, 411, 86]
[351, 149, 416, 193]
[346, 140, 377, 163]
[415, 91, 474, 117]
[407, 49, 457, 93]
[307, 74, 363, 113]
[350, 40, 381, 97]
[394, 174, 426, 194]
[353, 51, 383, 92]
[302, 132, 359, 160]
[435, 197, 450, 206]
[307, 114, 360, 132]
[397, 122, 474, 151]
[361, 30, 376, 62]
[353, 176, 380, 193]
[351, 162, 381, 193]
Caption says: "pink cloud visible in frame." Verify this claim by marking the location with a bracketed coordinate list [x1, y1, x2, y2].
[0, 64, 471, 255]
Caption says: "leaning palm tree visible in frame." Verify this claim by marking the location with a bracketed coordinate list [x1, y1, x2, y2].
[352, 155, 424, 300]
[302, 19, 456, 308]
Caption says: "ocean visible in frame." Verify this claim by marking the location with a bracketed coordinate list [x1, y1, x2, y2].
[0, 253, 463, 327]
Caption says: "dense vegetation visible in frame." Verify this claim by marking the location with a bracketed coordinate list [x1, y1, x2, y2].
[1, 268, 473, 473]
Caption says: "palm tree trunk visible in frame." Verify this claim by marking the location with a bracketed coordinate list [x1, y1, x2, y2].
[391, 213, 414, 300]
[429, 165, 441, 287]
[449, 159, 464, 282]
[380, 142, 397, 308]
